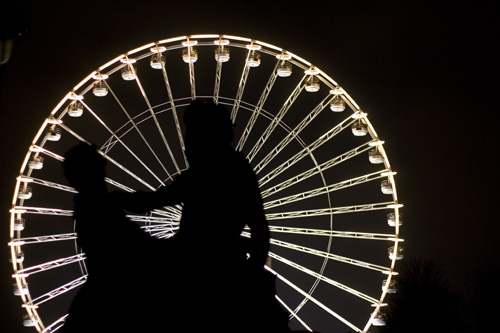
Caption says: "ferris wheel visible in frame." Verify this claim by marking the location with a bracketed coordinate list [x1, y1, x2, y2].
[9, 34, 403, 333]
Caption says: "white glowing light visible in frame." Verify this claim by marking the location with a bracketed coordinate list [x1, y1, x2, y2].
[68, 93, 83, 101]
[91, 73, 109, 80]
[351, 111, 367, 119]
[305, 67, 320, 75]
[369, 140, 385, 147]
[387, 204, 404, 209]
[214, 39, 230, 45]
[12, 273, 30, 278]
[17, 176, 34, 183]
[245, 43, 261, 50]
[150, 46, 167, 53]
[120, 57, 137, 64]
[47, 118, 63, 125]
[182, 40, 198, 47]
[276, 53, 292, 60]
[330, 87, 344, 95]
[8, 240, 26, 246]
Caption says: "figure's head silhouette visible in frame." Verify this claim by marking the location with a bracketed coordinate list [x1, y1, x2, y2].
[183, 99, 234, 164]
[63, 142, 106, 192]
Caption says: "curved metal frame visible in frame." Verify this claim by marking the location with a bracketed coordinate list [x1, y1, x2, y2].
[9, 34, 403, 333]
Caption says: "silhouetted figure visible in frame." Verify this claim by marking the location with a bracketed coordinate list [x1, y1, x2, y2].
[112, 100, 291, 332]
[60, 143, 169, 332]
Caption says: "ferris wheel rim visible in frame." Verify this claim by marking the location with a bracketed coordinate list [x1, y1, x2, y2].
[9, 34, 403, 333]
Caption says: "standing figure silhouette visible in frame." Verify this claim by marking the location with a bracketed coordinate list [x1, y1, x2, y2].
[60, 143, 167, 332]
[112, 100, 291, 332]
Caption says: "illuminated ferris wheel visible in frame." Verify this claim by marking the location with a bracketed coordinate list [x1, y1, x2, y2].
[9, 34, 403, 333]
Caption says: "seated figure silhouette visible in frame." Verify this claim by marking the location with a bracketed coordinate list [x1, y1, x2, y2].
[60, 143, 170, 332]
[112, 99, 291, 332]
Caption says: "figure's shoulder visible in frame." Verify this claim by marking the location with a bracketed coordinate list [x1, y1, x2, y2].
[229, 150, 251, 166]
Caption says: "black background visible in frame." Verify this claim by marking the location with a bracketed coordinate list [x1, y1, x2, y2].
[1, 1, 498, 332]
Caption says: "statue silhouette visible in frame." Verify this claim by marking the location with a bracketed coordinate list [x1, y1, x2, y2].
[61, 100, 296, 332]
[60, 143, 169, 332]
[111, 100, 291, 332]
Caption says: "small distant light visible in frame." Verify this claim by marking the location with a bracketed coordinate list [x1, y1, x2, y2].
[246, 44, 262, 50]
[182, 40, 198, 47]
[120, 57, 137, 64]
[150, 46, 166, 53]
[330, 87, 344, 95]
[369, 140, 385, 147]
[91, 73, 109, 80]
[8, 240, 26, 246]
[351, 111, 367, 119]
[387, 203, 404, 209]
[10, 208, 27, 214]
[16, 176, 33, 183]
[214, 39, 230, 46]
[276, 53, 292, 60]
[68, 93, 83, 101]
[47, 118, 63, 125]
[304, 67, 320, 75]
[12, 273, 30, 278]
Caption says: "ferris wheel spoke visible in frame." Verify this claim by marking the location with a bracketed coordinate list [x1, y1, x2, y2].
[32, 136, 154, 192]
[11, 35, 403, 332]
[264, 169, 388, 210]
[184, 40, 196, 99]
[77, 102, 166, 186]
[159, 62, 188, 168]
[103, 80, 174, 180]
[260, 140, 377, 198]
[268, 226, 403, 242]
[230, 47, 252, 122]
[42, 315, 68, 333]
[31, 145, 64, 162]
[213, 57, 223, 104]
[266, 202, 398, 220]
[275, 295, 313, 332]
[236, 59, 281, 151]
[12, 254, 86, 278]
[11, 206, 73, 216]
[151, 208, 182, 219]
[269, 238, 392, 274]
[148, 229, 177, 239]
[57, 122, 157, 191]
[247, 77, 306, 163]
[8, 233, 78, 247]
[254, 93, 335, 175]
[127, 214, 180, 224]
[258, 116, 358, 186]
[128, 62, 182, 175]
[266, 266, 363, 333]
[23, 275, 88, 309]
[269, 252, 379, 305]
[17, 176, 77, 194]
[140, 224, 178, 232]
[103, 177, 135, 193]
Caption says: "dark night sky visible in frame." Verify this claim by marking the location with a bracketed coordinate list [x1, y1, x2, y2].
[1, 1, 498, 332]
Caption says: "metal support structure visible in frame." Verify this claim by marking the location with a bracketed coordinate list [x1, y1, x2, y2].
[247, 77, 306, 163]
[9, 35, 402, 333]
